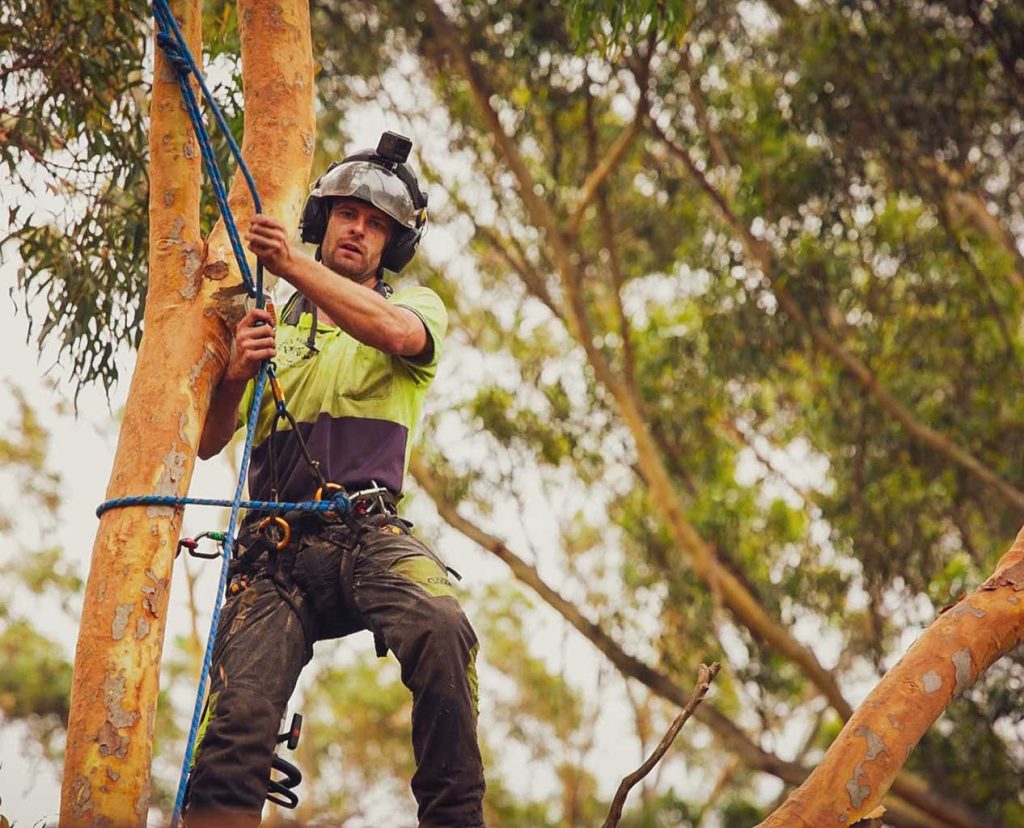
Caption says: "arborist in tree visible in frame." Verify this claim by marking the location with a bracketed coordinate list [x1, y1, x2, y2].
[184, 132, 486, 827]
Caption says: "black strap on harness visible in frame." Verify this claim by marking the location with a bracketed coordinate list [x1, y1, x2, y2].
[283, 282, 393, 359]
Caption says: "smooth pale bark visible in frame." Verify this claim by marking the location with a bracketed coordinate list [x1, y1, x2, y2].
[60, 2, 313, 824]
[760, 529, 1024, 827]
[204, 0, 315, 299]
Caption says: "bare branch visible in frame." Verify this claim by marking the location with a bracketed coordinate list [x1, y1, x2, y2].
[675, 46, 732, 172]
[602, 663, 721, 828]
[584, 88, 638, 392]
[567, 117, 642, 237]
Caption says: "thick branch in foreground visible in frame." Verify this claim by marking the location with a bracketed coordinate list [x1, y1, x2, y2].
[60, 2, 314, 824]
[760, 529, 1024, 826]
[603, 663, 720, 828]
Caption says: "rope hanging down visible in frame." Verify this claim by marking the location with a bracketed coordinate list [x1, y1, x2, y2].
[92, 3, 343, 824]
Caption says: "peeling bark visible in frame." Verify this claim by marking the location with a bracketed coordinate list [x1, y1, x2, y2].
[59, 1, 314, 824]
[760, 529, 1024, 826]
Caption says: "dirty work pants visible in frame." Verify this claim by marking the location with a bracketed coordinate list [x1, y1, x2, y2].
[183, 517, 485, 827]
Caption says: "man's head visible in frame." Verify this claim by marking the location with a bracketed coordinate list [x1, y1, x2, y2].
[320, 197, 396, 283]
[300, 132, 428, 280]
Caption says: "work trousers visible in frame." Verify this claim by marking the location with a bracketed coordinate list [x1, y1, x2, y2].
[183, 515, 485, 827]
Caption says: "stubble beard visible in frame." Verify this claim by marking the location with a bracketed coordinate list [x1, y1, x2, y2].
[324, 247, 377, 285]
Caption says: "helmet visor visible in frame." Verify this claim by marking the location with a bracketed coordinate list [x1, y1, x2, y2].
[313, 161, 420, 230]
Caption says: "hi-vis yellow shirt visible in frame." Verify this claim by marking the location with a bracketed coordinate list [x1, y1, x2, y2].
[238, 285, 447, 502]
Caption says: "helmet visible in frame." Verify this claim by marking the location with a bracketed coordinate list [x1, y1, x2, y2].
[300, 132, 428, 273]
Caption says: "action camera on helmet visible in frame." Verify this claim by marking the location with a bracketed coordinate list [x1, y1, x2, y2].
[299, 131, 428, 273]
[376, 131, 412, 166]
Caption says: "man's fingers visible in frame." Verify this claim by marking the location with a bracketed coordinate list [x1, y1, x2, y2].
[246, 347, 277, 362]
[249, 214, 284, 232]
[239, 308, 275, 328]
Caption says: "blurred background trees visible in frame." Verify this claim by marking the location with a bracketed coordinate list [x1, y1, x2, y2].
[3, 0, 1023, 824]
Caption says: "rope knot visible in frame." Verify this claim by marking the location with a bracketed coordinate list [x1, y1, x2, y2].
[155, 31, 192, 77]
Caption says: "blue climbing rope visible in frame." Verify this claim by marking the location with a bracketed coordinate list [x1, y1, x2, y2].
[152, 0, 263, 299]
[93, 3, 330, 824]
[96, 494, 348, 517]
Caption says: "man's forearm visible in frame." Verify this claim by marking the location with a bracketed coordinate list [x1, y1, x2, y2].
[198, 376, 248, 460]
[279, 253, 425, 355]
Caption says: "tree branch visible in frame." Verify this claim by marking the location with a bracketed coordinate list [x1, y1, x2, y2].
[675, 46, 732, 172]
[584, 87, 637, 392]
[602, 663, 721, 828]
[567, 117, 642, 237]
[760, 531, 1024, 826]
[650, 117, 1024, 514]
[409, 456, 983, 828]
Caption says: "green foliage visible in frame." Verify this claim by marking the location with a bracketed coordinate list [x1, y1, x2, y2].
[0, 621, 72, 749]
[568, 0, 693, 53]
[2, 0, 150, 394]
[5, 0, 1024, 818]
[2, 0, 249, 395]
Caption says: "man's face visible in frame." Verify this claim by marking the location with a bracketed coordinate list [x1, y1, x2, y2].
[321, 197, 396, 282]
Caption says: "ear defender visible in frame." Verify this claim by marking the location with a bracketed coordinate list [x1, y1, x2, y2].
[299, 162, 343, 247]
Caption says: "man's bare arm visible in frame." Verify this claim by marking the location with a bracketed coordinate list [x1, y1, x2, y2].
[245, 215, 427, 356]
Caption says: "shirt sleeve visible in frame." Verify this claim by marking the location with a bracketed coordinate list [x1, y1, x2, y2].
[392, 286, 449, 385]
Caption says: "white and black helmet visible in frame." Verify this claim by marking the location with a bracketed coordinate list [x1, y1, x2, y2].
[300, 132, 428, 272]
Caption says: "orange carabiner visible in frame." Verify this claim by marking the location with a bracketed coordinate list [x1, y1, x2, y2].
[315, 482, 346, 502]
[257, 515, 291, 551]
[269, 374, 286, 407]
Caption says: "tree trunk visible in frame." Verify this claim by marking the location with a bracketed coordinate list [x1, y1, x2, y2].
[760, 528, 1024, 827]
[59, 1, 314, 824]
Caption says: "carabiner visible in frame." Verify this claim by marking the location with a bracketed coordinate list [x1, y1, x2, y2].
[267, 363, 287, 413]
[257, 515, 291, 551]
[315, 482, 347, 505]
[176, 531, 227, 560]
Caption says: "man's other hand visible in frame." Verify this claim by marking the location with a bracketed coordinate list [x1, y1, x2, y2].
[226, 308, 277, 382]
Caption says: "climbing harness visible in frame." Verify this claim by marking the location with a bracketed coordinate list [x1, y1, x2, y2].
[92, 1, 347, 822]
